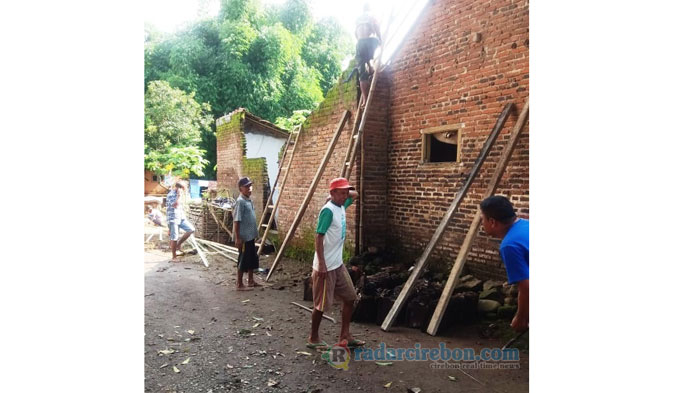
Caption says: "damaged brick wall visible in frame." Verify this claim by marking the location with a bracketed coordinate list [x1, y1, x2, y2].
[386, 0, 529, 280]
[272, 70, 392, 256]
[243, 157, 269, 225]
[216, 112, 246, 197]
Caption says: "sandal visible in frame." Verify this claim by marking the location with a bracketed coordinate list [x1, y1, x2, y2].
[306, 341, 329, 350]
[344, 339, 366, 348]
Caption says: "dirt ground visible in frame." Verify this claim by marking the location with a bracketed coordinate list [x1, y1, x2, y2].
[144, 225, 529, 393]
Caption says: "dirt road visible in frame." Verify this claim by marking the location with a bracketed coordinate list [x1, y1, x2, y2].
[144, 237, 528, 393]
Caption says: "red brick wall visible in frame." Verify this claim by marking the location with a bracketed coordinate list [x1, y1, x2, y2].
[272, 73, 370, 252]
[385, 0, 529, 280]
[216, 112, 246, 197]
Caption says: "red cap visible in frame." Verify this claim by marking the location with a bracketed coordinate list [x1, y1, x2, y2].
[329, 177, 354, 191]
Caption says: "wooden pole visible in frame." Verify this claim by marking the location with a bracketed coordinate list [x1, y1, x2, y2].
[266, 110, 351, 281]
[207, 203, 236, 242]
[426, 100, 529, 336]
[187, 235, 209, 268]
[196, 238, 239, 255]
[380, 103, 514, 331]
[343, 59, 381, 181]
[290, 302, 336, 323]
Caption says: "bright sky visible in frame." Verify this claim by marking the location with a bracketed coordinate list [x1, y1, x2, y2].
[144, 0, 429, 63]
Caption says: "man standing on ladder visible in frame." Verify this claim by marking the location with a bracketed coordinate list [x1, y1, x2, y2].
[307, 178, 365, 349]
[480, 196, 529, 332]
[355, 3, 381, 108]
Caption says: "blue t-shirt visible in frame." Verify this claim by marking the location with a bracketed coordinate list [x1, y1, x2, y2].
[499, 218, 529, 284]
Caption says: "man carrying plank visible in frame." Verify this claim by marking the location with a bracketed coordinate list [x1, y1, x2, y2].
[480, 195, 529, 332]
[307, 178, 365, 350]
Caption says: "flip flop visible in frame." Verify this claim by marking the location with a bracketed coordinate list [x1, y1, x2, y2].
[345, 339, 366, 348]
[306, 341, 329, 350]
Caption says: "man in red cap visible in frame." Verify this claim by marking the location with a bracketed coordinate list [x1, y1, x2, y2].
[307, 177, 365, 349]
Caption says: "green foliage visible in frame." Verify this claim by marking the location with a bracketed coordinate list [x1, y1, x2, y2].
[144, 0, 352, 179]
[274, 109, 311, 130]
[144, 81, 213, 177]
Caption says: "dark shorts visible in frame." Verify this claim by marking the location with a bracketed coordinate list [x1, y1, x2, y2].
[238, 240, 259, 272]
[356, 37, 379, 81]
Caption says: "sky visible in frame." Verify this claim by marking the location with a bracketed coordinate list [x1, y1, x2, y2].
[144, 0, 429, 63]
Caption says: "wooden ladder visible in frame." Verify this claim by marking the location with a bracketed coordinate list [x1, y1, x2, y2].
[265, 110, 351, 281]
[255, 124, 303, 255]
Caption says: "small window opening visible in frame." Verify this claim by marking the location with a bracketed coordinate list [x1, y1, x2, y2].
[421, 126, 462, 163]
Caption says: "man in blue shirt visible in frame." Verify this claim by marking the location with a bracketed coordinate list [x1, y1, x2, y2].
[480, 195, 529, 332]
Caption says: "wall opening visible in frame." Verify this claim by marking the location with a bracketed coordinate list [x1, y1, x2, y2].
[421, 124, 463, 163]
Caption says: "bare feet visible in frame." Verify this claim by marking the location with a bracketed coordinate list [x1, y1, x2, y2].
[236, 285, 252, 291]
[248, 281, 263, 287]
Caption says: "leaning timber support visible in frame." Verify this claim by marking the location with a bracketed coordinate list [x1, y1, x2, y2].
[426, 100, 529, 336]
[266, 110, 351, 281]
[380, 103, 514, 332]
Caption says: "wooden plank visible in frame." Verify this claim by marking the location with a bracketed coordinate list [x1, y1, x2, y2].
[426, 100, 529, 336]
[207, 204, 235, 241]
[380, 102, 514, 332]
[266, 110, 351, 280]
[339, 107, 363, 178]
[196, 238, 239, 254]
[187, 236, 209, 268]
[257, 125, 303, 256]
[200, 241, 238, 261]
[420, 123, 465, 134]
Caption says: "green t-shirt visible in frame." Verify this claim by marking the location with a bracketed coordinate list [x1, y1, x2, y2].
[316, 198, 353, 234]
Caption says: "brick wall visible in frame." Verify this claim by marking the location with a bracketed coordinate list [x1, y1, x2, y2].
[272, 70, 371, 253]
[216, 111, 245, 197]
[220, 0, 529, 281]
[243, 157, 269, 225]
[385, 0, 529, 280]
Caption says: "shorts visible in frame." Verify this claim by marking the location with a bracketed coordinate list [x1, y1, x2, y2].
[356, 37, 379, 81]
[312, 265, 357, 312]
[168, 218, 194, 241]
[238, 240, 259, 272]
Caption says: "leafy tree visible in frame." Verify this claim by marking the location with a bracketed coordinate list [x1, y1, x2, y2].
[274, 109, 311, 131]
[144, 81, 213, 177]
[144, 0, 353, 179]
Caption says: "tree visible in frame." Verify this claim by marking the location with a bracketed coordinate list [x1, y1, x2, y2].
[144, 80, 213, 177]
[144, 0, 353, 178]
[274, 109, 311, 131]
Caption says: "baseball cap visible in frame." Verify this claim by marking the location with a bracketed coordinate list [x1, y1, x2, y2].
[238, 177, 253, 187]
[329, 177, 355, 191]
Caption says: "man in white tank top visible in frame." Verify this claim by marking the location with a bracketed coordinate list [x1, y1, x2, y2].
[307, 178, 365, 350]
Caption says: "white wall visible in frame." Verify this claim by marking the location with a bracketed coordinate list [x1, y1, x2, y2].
[244, 130, 287, 205]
